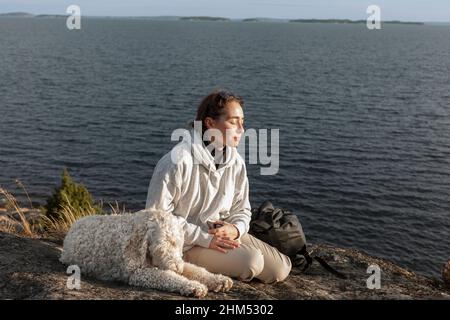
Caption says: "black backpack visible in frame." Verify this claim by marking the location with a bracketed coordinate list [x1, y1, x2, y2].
[249, 200, 347, 279]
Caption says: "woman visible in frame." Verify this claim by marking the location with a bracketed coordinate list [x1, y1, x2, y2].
[145, 89, 291, 284]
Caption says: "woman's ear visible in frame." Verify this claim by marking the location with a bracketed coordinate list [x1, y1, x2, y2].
[204, 117, 215, 130]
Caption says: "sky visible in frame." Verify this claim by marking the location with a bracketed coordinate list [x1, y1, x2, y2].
[0, 0, 449, 22]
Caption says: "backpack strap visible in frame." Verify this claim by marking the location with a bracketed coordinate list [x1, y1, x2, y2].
[312, 256, 347, 279]
[251, 219, 273, 231]
[294, 247, 348, 280]
[292, 245, 313, 272]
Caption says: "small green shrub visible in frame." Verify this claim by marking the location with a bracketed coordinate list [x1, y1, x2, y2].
[44, 168, 102, 220]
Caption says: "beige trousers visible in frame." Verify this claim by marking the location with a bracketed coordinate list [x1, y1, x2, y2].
[183, 233, 292, 284]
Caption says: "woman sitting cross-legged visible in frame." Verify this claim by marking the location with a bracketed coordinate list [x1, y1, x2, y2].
[145, 89, 291, 284]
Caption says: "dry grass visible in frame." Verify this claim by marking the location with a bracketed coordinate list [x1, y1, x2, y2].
[108, 200, 128, 215]
[0, 184, 129, 242]
[39, 193, 101, 241]
[0, 187, 35, 237]
[40, 200, 130, 243]
[0, 215, 19, 234]
[14, 178, 33, 209]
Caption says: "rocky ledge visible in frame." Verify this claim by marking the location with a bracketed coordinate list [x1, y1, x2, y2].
[0, 232, 449, 300]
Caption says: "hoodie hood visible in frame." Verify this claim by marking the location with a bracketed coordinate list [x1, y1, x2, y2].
[189, 127, 237, 173]
[181, 127, 238, 224]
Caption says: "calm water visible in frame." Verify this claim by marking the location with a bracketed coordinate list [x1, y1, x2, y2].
[1, 18, 449, 278]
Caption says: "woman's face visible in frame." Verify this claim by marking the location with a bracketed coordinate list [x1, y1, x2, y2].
[205, 100, 245, 148]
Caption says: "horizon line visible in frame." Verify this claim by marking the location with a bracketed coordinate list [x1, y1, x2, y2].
[0, 12, 445, 23]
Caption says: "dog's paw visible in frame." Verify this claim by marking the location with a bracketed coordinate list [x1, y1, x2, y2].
[208, 275, 233, 293]
[167, 262, 184, 274]
[181, 281, 208, 298]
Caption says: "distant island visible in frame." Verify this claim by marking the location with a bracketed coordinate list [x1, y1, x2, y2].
[242, 17, 289, 23]
[0, 12, 425, 25]
[179, 16, 230, 21]
[289, 18, 424, 25]
[35, 14, 66, 18]
[124, 16, 181, 21]
[0, 12, 34, 17]
[0, 12, 65, 18]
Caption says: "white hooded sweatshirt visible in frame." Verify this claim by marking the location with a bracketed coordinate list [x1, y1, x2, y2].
[145, 127, 252, 252]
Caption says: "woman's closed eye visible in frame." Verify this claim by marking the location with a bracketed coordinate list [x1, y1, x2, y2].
[229, 119, 244, 126]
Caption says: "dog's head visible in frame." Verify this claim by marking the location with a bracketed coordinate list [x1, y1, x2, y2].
[146, 211, 185, 274]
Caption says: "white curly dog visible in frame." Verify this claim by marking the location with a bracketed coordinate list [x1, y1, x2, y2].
[60, 208, 233, 298]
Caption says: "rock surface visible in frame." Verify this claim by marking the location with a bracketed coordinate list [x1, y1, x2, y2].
[0, 232, 449, 300]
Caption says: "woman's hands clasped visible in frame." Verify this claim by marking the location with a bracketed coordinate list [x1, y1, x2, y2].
[208, 221, 240, 253]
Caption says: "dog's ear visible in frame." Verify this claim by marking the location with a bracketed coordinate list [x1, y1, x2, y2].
[123, 226, 151, 272]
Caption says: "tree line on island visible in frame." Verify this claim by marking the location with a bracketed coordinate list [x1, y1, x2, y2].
[0, 12, 424, 25]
